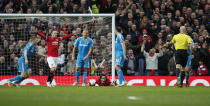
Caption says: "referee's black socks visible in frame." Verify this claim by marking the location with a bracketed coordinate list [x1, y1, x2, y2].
[176, 68, 180, 77]
[180, 71, 185, 87]
[176, 68, 180, 86]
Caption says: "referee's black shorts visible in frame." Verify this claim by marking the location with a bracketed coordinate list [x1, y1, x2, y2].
[175, 49, 188, 67]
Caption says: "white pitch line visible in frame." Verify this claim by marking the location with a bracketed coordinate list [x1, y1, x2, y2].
[128, 96, 143, 100]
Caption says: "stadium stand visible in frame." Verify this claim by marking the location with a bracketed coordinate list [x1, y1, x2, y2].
[0, 0, 209, 76]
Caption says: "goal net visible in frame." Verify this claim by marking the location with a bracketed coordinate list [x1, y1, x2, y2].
[0, 14, 115, 86]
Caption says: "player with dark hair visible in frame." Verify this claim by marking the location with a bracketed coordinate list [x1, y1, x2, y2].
[72, 29, 93, 86]
[88, 74, 114, 86]
[115, 27, 127, 86]
[37, 30, 77, 87]
[7, 36, 44, 87]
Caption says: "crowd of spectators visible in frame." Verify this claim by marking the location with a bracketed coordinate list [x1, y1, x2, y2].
[0, 0, 209, 76]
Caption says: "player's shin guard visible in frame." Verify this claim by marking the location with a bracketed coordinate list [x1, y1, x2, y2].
[118, 70, 126, 82]
[185, 72, 189, 82]
[176, 68, 180, 77]
[119, 70, 126, 82]
[9, 75, 22, 82]
[181, 72, 185, 83]
[76, 71, 80, 83]
[117, 70, 123, 85]
[178, 72, 182, 87]
[82, 72, 87, 84]
[14, 77, 26, 84]
[185, 72, 189, 87]
[179, 71, 185, 87]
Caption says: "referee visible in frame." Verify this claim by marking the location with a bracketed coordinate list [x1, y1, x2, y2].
[171, 26, 192, 88]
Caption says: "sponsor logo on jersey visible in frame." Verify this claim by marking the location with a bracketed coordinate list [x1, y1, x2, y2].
[79, 44, 88, 46]
[52, 41, 58, 45]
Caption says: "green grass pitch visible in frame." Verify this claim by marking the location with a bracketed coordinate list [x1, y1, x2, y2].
[0, 86, 210, 106]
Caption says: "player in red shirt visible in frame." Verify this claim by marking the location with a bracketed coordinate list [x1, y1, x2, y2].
[88, 74, 116, 86]
[37, 30, 77, 87]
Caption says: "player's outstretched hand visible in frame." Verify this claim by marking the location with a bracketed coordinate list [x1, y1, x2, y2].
[25, 59, 28, 65]
[88, 81, 95, 86]
[112, 80, 117, 86]
[83, 56, 88, 61]
[43, 55, 46, 58]
[73, 28, 81, 35]
[72, 30, 77, 35]
[124, 55, 127, 60]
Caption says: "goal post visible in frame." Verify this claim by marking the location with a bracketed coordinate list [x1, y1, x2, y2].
[0, 14, 115, 85]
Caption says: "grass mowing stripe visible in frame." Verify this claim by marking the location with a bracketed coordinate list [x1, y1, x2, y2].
[0, 86, 210, 106]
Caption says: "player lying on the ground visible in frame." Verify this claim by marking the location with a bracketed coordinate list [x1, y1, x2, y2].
[7, 36, 45, 87]
[88, 74, 117, 86]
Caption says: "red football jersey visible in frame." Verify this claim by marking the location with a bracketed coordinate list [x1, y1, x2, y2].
[38, 32, 73, 57]
[95, 78, 111, 86]
[46, 37, 61, 57]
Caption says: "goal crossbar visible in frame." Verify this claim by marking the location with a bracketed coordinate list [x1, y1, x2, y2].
[0, 14, 115, 17]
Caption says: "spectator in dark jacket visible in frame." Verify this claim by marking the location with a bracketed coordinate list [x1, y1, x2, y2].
[168, 55, 176, 76]
[100, 0, 116, 13]
[158, 46, 172, 76]
[124, 49, 137, 76]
